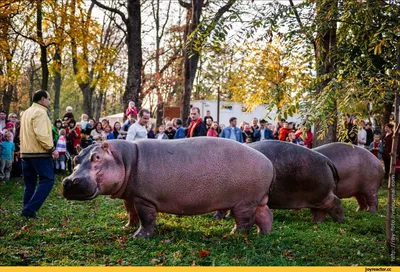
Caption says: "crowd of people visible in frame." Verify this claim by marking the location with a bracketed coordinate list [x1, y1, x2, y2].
[345, 114, 397, 178]
[0, 89, 396, 218]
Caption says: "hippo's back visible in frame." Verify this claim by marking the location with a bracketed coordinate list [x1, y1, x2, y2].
[315, 142, 384, 198]
[249, 140, 339, 209]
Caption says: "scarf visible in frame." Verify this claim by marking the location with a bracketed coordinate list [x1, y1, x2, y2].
[188, 118, 203, 138]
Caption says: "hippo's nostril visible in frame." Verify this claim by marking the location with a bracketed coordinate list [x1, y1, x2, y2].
[63, 178, 73, 188]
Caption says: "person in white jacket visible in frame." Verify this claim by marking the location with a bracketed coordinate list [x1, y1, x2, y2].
[357, 120, 367, 147]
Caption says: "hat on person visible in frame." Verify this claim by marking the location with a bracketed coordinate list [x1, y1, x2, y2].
[0, 110, 6, 114]
[66, 106, 73, 111]
[6, 122, 14, 128]
[259, 119, 267, 124]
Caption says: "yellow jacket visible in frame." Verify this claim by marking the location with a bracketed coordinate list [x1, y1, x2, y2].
[20, 103, 54, 158]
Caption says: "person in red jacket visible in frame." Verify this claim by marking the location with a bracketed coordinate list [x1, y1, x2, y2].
[278, 121, 292, 141]
[65, 119, 81, 155]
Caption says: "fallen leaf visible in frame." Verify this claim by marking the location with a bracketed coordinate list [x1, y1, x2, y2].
[313, 225, 319, 231]
[199, 249, 210, 258]
[117, 258, 123, 265]
[282, 249, 295, 260]
[173, 251, 181, 259]
[150, 258, 159, 264]
[117, 235, 127, 245]
[191, 261, 196, 266]
[21, 225, 29, 231]
[222, 234, 229, 239]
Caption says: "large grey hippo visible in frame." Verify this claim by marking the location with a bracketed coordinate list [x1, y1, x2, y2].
[216, 140, 345, 223]
[62, 138, 275, 238]
[315, 142, 384, 212]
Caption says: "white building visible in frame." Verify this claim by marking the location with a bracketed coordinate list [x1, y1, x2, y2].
[191, 100, 303, 126]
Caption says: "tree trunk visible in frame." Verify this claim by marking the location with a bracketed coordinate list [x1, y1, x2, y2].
[2, 84, 14, 115]
[53, 48, 62, 121]
[313, 0, 338, 147]
[94, 92, 103, 122]
[386, 53, 399, 263]
[37, 0, 49, 91]
[123, 0, 142, 111]
[181, 0, 203, 126]
[382, 97, 394, 127]
[81, 85, 94, 118]
[28, 60, 35, 105]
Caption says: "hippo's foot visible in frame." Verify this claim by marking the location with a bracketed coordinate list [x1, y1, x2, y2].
[255, 205, 273, 235]
[123, 200, 140, 227]
[311, 208, 326, 223]
[133, 226, 155, 238]
[133, 198, 157, 238]
[365, 193, 378, 213]
[231, 204, 256, 235]
[355, 194, 369, 212]
[214, 210, 228, 220]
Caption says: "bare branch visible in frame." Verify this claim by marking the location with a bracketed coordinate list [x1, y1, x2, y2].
[289, 0, 316, 54]
[91, 0, 127, 24]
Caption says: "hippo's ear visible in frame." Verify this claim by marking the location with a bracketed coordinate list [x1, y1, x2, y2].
[101, 141, 111, 154]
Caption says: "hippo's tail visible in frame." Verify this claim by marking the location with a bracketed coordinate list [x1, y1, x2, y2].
[327, 159, 340, 188]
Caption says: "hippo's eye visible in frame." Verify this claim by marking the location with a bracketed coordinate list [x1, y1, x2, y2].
[90, 153, 101, 162]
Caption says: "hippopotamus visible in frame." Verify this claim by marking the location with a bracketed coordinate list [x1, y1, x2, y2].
[62, 138, 275, 238]
[216, 140, 345, 223]
[314, 142, 384, 212]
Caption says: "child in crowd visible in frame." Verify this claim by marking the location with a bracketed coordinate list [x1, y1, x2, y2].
[63, 106, 74, 122]
[0, 132, 15, 181]
[56, 129, 67, 174]
[155, 125, 168, 140]
[1, 122, 14, 142]
[369, 134, 383, 160]
[80, 114, 90, 134]
[126, 101, 137, 119]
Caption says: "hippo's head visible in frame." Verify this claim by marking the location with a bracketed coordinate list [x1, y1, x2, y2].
[62, 141, 131, 200]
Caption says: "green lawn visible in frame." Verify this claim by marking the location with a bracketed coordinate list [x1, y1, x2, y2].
[0, 175, 399, 266]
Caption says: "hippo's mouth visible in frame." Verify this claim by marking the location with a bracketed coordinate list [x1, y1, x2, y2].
[65, 188, 99, 201]
[85, 188, 99, 200]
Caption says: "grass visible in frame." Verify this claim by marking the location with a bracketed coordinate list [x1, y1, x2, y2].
[0, 175, 399, 266]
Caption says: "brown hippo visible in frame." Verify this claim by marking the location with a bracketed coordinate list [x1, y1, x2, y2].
[62, 138, 275, 238]
[216, 140, 345, 223]
[315, 142, 384, 212]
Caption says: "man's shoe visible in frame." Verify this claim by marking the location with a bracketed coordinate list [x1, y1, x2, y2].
[21, 211, 40, 219]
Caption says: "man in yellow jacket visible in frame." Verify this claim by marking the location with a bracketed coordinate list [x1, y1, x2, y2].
[20, 90, 59, 218]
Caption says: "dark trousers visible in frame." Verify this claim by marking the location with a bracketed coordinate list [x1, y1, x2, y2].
[22, 157, 55, 217]
[383, 156, 391, 179]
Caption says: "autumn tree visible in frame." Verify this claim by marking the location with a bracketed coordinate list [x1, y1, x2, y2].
[91, 0, 143, 112]
[179, 0, 237, 125]
[226, 38, 311, 119]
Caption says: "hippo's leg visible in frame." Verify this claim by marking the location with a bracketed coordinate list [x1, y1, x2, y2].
[123, 200, 140, 227]
[214, 210, 228, 219]
[255, 205, 273, 235]
[132, 198, 157, 238]
[230, 203, 257, 234]
[355, 194, 369, 212]
[365, 192, 378, 212]
[310, 208, 326, 223]
[323, 195, 346, 223]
